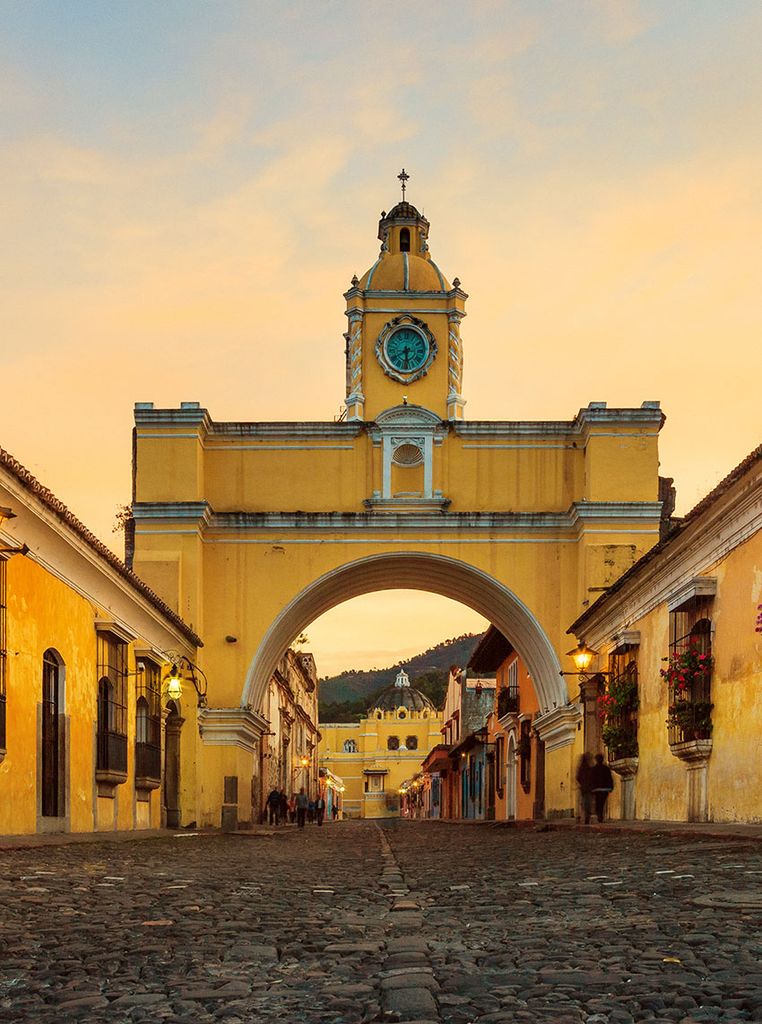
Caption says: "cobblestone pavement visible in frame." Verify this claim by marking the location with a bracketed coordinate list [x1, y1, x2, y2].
[2, 821, 762, 1023]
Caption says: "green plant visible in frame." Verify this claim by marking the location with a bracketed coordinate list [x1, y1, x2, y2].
[667, 700, 714, 740]
[598, 671, 639, 759]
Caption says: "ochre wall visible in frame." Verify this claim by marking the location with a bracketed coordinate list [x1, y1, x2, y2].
[0, 555, 170, 835]
[601, 530, 762, 823]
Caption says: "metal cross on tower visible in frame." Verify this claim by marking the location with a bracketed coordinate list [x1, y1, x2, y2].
[397, 167, 409, 201]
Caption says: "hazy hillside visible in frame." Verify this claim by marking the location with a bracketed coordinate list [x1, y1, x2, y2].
[318, 632, 484, 721]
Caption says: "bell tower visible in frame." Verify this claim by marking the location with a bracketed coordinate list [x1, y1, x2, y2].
[343, 174, 467, 423]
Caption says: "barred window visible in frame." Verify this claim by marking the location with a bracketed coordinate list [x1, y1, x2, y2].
[405, 735, 418, 751]
[135, 658, 162, 781]
[387, 735, 400, 751]
[0, 559, 6, 751]
[603, 647, 639, 760]
[667, 596, 713, 744]
[96, 632, 127, 774]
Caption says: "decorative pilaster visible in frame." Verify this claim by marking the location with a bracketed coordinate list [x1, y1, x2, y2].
[446, 311, 465, 420]
[609, 756, 638, 820]
[670, 739, 712, 822]
[345, 312, 364, 420]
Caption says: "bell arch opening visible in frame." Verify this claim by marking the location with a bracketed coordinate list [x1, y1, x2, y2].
[242, 552, 566, 717]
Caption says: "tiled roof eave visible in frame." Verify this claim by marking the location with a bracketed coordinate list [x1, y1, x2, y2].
[0, 447, 202, 648]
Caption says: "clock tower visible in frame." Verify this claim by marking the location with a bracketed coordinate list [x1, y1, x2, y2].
[343, 184, 467, 423]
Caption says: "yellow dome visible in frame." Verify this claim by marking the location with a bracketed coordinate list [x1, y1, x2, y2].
[360, 252, 450, 293]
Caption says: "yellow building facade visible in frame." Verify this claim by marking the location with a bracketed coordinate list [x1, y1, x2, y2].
[319, 669, 443, 818]
[130, 190, 666, 829]
[0, 448, 200, 835]
[569, 445, 762, 823]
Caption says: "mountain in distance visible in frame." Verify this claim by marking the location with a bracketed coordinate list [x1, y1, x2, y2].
[318, 632, 485, 722]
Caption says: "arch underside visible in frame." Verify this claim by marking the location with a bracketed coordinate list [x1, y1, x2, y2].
[243, 552, 567, 716]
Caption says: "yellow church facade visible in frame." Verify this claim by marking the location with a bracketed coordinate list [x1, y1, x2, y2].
[130, 190, 666, 830]
[319, 669, 443, 818]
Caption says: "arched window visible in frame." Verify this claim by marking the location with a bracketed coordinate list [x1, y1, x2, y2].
[387, 735, 400, 751]
[41, 649, 64, 817]
[95, 630, 127, 775]
[136, 696, 149, 744]
[399, 227, 410, 252]
[406, 735, 418, 751]
[135, 660, 162, 782]
[343, 739, 357, 754]
[668, 599, 713, 744]
[398, 709, 407, 720]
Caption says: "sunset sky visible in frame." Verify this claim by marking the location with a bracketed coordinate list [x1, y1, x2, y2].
[2, 2, 760, 677]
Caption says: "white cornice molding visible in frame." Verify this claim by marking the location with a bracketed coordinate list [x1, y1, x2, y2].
[533, 704, 581, 751]
[667, 576, 717, 613]
[0, 481, 198, 655]
[132, 504, 662, 537]
[94, 619, 139, 644]
[198, 707, 269, 753]
[574, 473, 761, 647]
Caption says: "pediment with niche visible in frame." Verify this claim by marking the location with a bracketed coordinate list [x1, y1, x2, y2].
[374, 404, 444, 428]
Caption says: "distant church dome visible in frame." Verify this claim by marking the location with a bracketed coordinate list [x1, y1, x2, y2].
[369, 667, 435, 713]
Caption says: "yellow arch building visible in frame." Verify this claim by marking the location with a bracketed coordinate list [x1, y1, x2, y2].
[131, 192, 665, 829]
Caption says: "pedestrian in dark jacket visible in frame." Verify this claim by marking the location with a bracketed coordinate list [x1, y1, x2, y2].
[267, 787, 281, 826]
[279, 789, 288, 824]
[590, 753, 614, 822]
[315, 795, 326, 826]
[576, 753, 594, 825]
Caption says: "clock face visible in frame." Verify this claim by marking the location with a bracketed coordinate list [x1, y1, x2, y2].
[385, 327, 429, 373]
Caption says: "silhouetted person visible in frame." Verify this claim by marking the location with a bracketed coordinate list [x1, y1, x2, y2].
[590, 753, 614, 823]
[279, 789, 288, 824]
[315, 795, 326, 826]
[267, 787, 281, 826]
[296, 787, 308, 828]
[576, 753, 594, 825]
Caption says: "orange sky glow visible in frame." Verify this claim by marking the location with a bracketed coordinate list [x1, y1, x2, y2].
[1, 2, 760, 677]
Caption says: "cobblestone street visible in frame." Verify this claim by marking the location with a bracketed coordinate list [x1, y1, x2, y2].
[3, 822, 762, 1023]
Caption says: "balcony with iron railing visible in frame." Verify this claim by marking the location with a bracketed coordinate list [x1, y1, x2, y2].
[497, 685, 520, 719]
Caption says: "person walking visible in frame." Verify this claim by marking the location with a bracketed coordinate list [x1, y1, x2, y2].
[279, 789, 288, 825]
[331, 802, 339, 821]
[267, 787, 281, 826]
[576, 753, 594, 825]
[296, 787, 308, 829]
[590, 753, 614, 823]
[288, 793, 297, 824]
[315, 794, 326, 826]
[307, 798, 315, 824]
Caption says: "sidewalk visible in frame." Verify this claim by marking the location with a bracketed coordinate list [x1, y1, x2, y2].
[415, 816, 762, 841]
[0, 824, 276, 852]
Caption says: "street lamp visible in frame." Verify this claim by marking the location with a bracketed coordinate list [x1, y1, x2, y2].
[163, 656, 208, 708]
[563, 642, 600, 676]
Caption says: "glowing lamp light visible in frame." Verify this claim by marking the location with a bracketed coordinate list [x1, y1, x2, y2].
[567, 641, 598, 674]
[166, 665, 183, 701]
[300, 755, 310, 768]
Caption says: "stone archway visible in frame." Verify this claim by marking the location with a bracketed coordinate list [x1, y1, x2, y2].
[242, 550, 567, 723]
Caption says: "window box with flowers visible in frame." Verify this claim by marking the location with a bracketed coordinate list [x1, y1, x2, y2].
[598, 653, 639, 761]
[661, 637, 714, 745]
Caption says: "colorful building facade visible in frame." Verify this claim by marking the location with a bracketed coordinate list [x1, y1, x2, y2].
[0, 448, 200, 835]
[319, 669, 443, 818]
[257, 649, 320, 823]
[569, 445, 762, 824]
